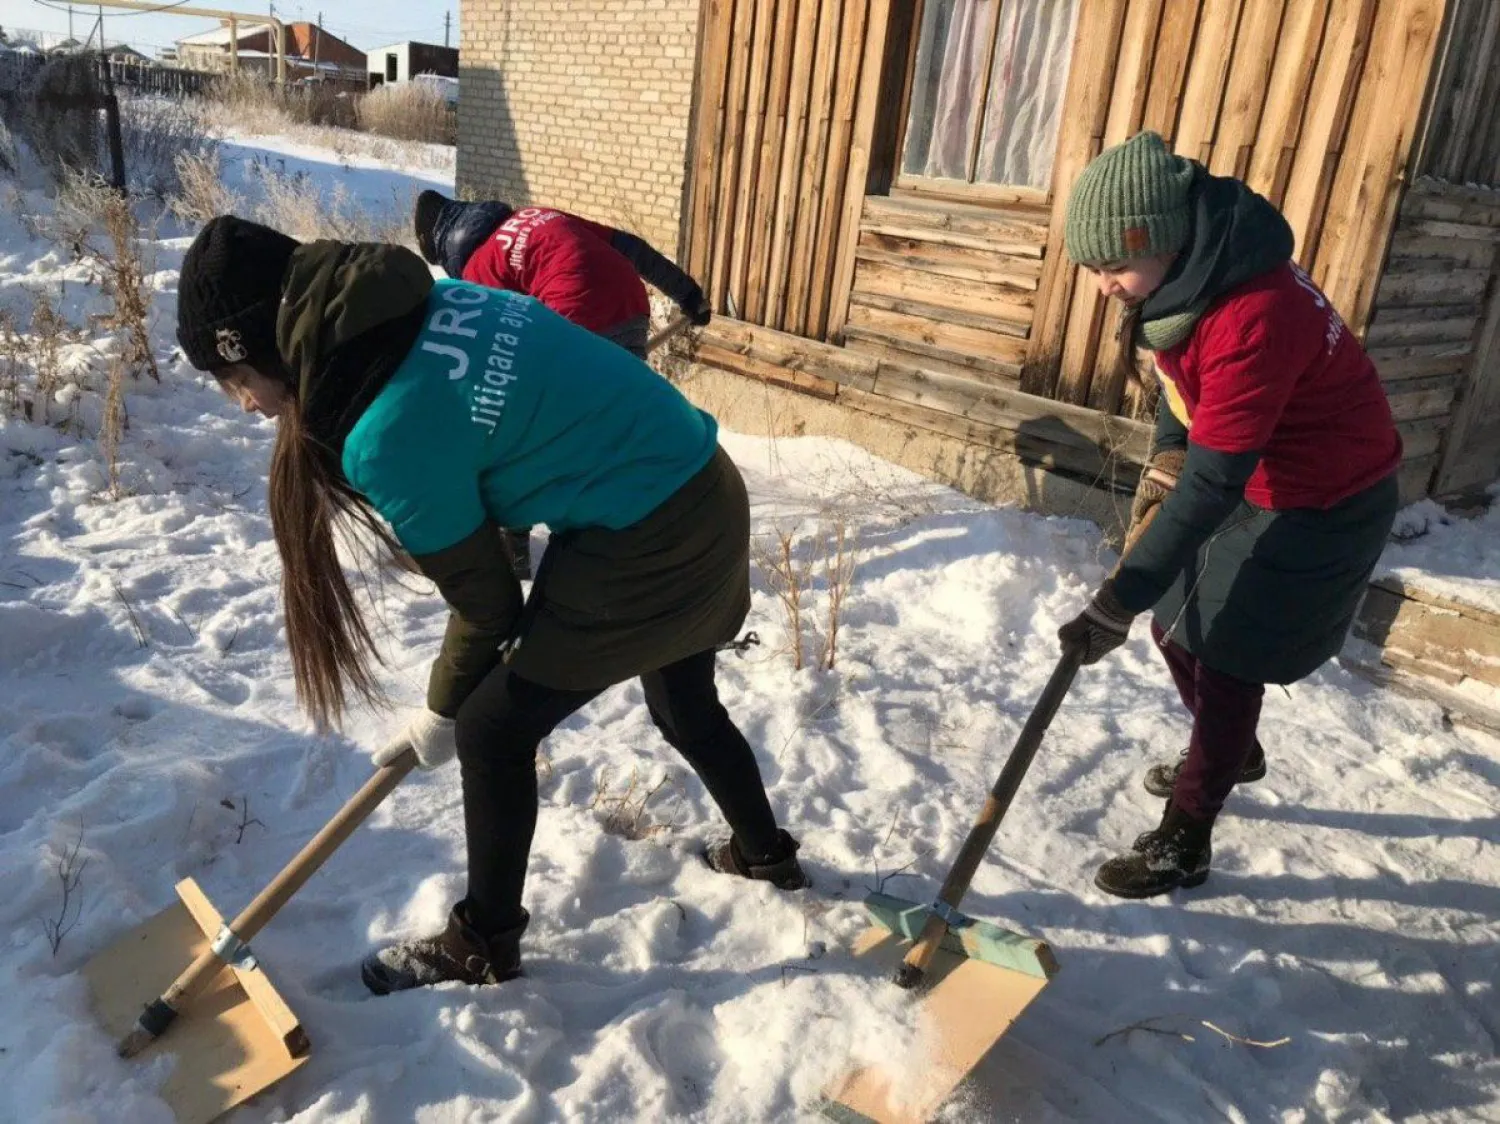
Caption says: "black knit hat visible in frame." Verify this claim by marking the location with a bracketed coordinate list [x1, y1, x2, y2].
[413, 189, 449, 264]
[177, 216, 300, 373]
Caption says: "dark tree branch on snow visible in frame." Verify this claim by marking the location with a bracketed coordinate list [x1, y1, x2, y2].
[41, 830, 88, 956]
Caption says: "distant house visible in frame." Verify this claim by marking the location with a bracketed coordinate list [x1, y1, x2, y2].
[177, 20, 364, 83]
[367, 41, 458, 87]
[102, 43, 156, 66]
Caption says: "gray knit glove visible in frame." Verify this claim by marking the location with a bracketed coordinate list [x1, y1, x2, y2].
[1124, 448, 1186, 556]
[1058, 579, 1135, 664]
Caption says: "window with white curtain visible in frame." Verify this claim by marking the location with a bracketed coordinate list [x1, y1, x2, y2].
[900, 0, 1082, 190]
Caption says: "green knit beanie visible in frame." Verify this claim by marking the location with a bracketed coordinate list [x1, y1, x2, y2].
[1065, 132, 1197, 266]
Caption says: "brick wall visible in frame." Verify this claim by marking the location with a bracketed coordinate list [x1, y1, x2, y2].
[458, 0, 701, 255]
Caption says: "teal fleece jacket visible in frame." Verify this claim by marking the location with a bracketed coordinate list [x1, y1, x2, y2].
[342, 280, 718, 556]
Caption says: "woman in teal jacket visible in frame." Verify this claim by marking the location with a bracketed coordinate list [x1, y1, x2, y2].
[176, 216, 807, 994]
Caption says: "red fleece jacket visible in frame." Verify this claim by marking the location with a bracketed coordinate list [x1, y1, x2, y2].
[461, 207, 649, 333]
[1153, 262, 1402, 510]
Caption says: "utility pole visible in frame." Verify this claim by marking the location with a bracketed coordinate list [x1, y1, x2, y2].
[68, 5, 74, 42]
[314, 11, 321, 71]
[97, 4, 104, 49]
[444, 10, 451, 48]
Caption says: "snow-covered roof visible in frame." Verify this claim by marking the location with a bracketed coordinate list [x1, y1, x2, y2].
[367, 41, 451, 55]
[177, 23, 274, 48]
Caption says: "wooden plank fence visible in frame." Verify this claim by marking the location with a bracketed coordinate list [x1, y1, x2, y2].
[681, 0, 1474, 500]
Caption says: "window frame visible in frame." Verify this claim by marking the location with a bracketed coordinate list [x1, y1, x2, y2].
[890, 0, 1059, 202]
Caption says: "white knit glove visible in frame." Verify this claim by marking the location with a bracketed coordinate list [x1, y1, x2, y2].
[372, 710, 457, 771]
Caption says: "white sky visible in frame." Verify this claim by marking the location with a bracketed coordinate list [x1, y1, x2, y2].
[0, 0, 457, 55]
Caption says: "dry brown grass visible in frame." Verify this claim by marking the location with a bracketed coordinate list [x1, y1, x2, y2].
[99, 354, 128, 498]
[0, 310, 23, 415]
[27, 293, 68, 425]
[24, 174, 158, 493]
[589, 767, 681, 840]
[356, 82, 456, 146]
[0, 290, 89, 433]
[169, 150, 238, 229]
[58, 174, 158, 383]
[242, 156, 414, 246]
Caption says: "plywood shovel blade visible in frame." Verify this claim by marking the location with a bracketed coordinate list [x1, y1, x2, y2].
[819, 896, 1056, 1124]
[83, 879, 307, 1124]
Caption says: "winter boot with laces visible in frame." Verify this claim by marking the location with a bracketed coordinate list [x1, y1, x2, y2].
[1142, 743, 1266, 799]
[361, 901, 529, 995]
[1096, 804, 1213, 899]
[704, 829, 810, 890]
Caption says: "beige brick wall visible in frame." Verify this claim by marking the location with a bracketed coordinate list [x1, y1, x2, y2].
[458, 0, 702, 256]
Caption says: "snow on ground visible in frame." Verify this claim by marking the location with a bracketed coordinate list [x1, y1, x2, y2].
[1, 133, 1498, 1124]
[218, 131, 455, 214]
[1381, 496, 1500, 616]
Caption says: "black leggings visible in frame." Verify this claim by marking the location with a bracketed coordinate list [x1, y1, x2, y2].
[453, 648, 781, 933]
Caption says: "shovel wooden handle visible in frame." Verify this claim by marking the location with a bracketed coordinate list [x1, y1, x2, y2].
[646, 314, 693, 353]
[118, 749, 418, 1056]
[894, 645, 1084, 988]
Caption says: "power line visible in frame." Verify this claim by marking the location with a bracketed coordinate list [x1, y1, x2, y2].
[30, 0, 202, 20]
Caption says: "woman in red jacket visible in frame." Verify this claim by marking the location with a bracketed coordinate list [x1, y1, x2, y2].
[1057, 132, 1401, 899]
[414, 191, 711, 358]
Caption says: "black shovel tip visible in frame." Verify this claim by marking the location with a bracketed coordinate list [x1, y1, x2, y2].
[117, 998, 177, 1058]
[892, 963, 927, 991]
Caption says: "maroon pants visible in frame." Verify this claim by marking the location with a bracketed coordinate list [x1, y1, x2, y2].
[1151, 620, 1265, 821]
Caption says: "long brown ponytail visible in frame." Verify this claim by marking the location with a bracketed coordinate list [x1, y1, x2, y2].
[268, 402, 392, 731]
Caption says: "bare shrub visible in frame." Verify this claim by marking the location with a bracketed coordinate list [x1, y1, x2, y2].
[40, 830, 88, 956]
[821, 520, 857, 670]
[755, 526, 816, 671]
[59, 174, 158, 382]
[357, 82, 456, 145]
[115, 96, 218, 199]
[170, 150, 241, 229]
[754, 518, 859, 672]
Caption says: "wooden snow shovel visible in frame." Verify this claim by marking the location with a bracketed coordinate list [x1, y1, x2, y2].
[820, 645, 1085, 1123]
[83, 749, 418, 1124]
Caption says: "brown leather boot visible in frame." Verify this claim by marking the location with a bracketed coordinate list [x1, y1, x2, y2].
[361, 902, 529, 995]
[704, 829, 809, 890]
[1097, 805, 1212, 899]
